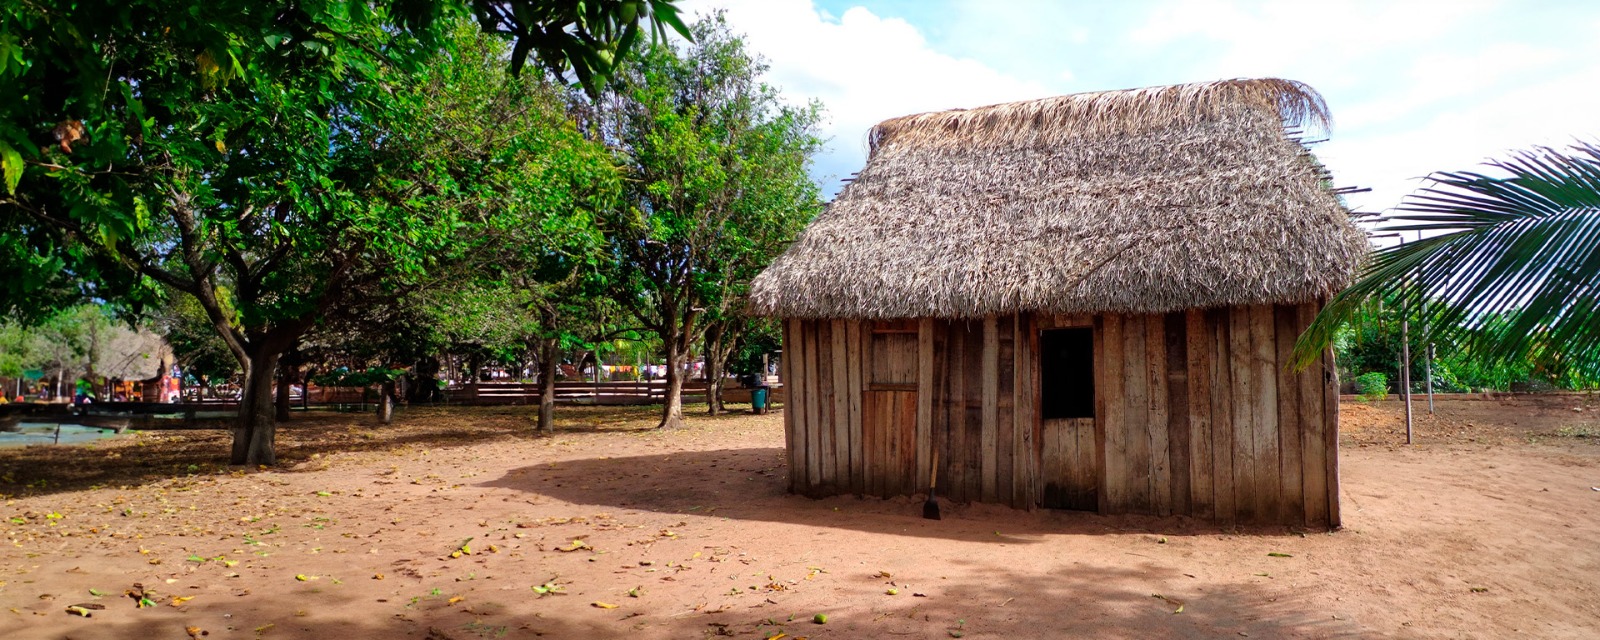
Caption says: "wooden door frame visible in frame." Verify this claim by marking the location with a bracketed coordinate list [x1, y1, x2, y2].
[1031, 313, 1098, 510]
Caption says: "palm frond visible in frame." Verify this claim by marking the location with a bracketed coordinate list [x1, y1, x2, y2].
[1296, 142, 1600, 374]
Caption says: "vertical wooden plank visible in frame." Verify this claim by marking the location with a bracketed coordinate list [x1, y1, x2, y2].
[863, 391, 879, 496]
[1227, 306, 1255, 522]
[1122, 315, 1153, 514]
[1297, 304, 1329, 527]
[846, 321, 864, 495]
[782, 319, 799, 493]
[1041, 418, 1064, 508]
[929, 321, 949, 502]
[1164, 312, 1191, 517]
[1075, 417, 1098, 508]
[943, 323, 963, 503]
[1100, 314, 1128, 514]
[800, 321, 821, 494]
[1209, 310, 1236, 525]
[830, 320, 851, 496]
[901, 390, 919, 494]
[1146, 315, 1171, 517]
[1250, 304, 1280, 523]
[1185, 310, 1214, 520]
[1273, 305, 1304, 525]
[996, 315, 1016, 508]
[981, 315, 1000, 503]
[1092, 315, 1107, 514]
[916, 318, 934, 497]
[816, 321, 837, 492]
[1324, 343, 1342, 529]
[862, 328, 878, 497]
[1013, 314, 1035, 509]
[964, 321, 986, 502]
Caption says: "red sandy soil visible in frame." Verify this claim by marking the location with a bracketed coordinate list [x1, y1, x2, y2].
[0, 397, 1597, 639]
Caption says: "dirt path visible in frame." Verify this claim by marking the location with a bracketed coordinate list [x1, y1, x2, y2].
[1, 400, 1597, 639]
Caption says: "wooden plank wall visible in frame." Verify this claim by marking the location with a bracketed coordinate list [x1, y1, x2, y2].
[1090, 304, 1338, 528]
[923, 315, 1040, 508]
[783, 305, 1339, 529]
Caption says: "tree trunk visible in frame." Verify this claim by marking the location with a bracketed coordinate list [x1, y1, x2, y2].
[705, 326, 724, 416]
[538, 338, 559, 434]
[232, 350, 281, 466]
[658, 345, 688, 429]
[706, 357, 727, 415]
[274, 351, 296, 422]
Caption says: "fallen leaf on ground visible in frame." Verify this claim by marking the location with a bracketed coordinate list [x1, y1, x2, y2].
[557, 539, 591, 552]
[592, 601, 619, 609]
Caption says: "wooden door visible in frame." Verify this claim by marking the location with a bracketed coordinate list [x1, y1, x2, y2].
[1038, 327, 1098, 510]
[862, 321, 918, 496]
[1041, 418, 1097, 510]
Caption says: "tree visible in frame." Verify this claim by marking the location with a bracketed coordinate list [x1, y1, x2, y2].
[0, 305, 115, 398]
[0, 3, 669, 464]
[593, 13, 823, 428]
[1297, 143, 1600, 378]
[458, 0, 691, 92]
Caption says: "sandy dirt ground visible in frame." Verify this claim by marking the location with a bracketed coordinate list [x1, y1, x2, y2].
[0, 396, 1597, 639]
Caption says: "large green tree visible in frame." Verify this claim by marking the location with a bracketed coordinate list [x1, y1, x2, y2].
[0, 2, 672, 463]
[1297, 143, 1600, 379]
[592, 13, 823, 428]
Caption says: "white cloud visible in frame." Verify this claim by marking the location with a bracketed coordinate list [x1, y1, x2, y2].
[679, 0, 1050, 189]
[1120, 0, 1600, 213]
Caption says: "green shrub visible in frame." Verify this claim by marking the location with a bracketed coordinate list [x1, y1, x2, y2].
[1354, 372, 1389, 401]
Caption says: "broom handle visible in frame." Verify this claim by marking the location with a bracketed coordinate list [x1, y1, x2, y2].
[929, 448, 939, 491]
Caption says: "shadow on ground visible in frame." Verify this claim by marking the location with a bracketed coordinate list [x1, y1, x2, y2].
[0, 404, 693, 498]
[2, 560, 1361, 640]
[482, 447, 1291, 543]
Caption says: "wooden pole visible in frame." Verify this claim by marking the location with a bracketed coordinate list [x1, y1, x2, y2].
[1425, 343, 1435, 415]
[1401, 317, 1412, 444]
[1399, 233, 1414, 444]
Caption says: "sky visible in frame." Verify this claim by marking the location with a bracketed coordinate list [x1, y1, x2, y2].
[675, 0, 1600, 216]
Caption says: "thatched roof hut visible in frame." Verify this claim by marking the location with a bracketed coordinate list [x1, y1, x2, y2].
[754, 79, 1365, 529]
[750, 78, 1367, 319]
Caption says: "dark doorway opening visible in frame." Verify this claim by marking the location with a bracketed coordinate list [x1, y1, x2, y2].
[1040, 328, 1094, 419]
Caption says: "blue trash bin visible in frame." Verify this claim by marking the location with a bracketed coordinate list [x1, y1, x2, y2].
[751, 386, 769, 414]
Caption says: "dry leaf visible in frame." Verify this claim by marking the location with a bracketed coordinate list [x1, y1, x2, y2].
[591, 601, 619, 609]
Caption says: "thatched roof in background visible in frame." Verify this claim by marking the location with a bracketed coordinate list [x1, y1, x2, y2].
[95, 328, 173, 381]
[749, 78, 1369, 319]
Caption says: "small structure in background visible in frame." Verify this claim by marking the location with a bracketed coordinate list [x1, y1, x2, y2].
[751, 78, 1368, 528]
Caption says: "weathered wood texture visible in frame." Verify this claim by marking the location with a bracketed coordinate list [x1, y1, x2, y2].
[1071, 304, 1337, 527]
[1041, 417, 1096, 510]
[781, 305, 1339, 528]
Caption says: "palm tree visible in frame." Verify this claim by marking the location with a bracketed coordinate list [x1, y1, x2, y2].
[1297, 142, 1600, 376]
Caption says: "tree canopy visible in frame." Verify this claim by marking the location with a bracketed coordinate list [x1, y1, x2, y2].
[592, 13, 823, 428]
[0, 1, 679, 463]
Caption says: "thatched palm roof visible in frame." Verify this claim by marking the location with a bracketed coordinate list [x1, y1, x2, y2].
[750, 78, 1368, 319]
